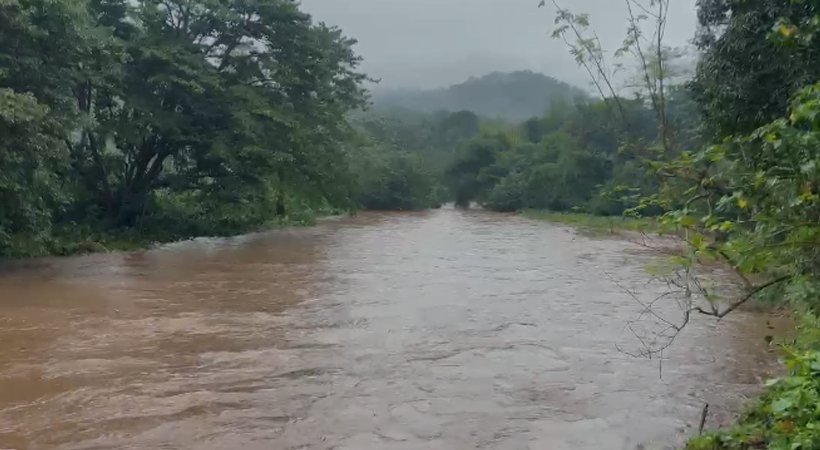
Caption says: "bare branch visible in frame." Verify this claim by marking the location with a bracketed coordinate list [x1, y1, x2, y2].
[626, 0, 659, 19]
[607, 271, 680, 331]
[692, 275, 791, 320]
[550, 0, 627, 118]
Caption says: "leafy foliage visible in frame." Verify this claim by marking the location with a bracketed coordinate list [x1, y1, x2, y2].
[351, 146, 446, 211]
[1, 0, 466, 257]
[688, 317, 820, 450]
[691, 0, 820, 138]
[346, 107, 480, 211]
[443, 93, 692, 214]
[543, 0, 820, 445]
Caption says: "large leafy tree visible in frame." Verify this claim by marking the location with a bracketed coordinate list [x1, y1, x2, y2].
[0, 0, 371, 255]
[0, 0, 103, 255]
[69, 0, 369, 227]
[691, 0, 820, 138]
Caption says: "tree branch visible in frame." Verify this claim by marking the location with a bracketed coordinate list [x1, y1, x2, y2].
[692, 275, 791, 319]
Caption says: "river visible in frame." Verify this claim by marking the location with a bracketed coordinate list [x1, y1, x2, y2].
[0, 208, 784, 449]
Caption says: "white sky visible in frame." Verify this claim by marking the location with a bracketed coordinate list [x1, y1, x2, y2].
[299, 0, 699, 89]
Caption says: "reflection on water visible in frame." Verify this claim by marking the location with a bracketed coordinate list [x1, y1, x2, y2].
[0, 208, 785, 449]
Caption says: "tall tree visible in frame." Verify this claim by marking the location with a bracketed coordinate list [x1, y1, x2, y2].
[0, 0, 102, 255]
[690, 0, 820, 138]
[67, 0, 369, 226]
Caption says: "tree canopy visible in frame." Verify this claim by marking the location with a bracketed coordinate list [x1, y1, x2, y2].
[0, 0, 375, 256]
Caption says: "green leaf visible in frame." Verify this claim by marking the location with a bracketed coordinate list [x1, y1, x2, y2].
[772, 397, 794, 414]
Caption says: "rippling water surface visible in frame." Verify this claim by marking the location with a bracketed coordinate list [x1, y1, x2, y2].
[0, 208, 784, 449]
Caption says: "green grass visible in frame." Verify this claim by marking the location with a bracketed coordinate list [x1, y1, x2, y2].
[519, 210, 661, 236]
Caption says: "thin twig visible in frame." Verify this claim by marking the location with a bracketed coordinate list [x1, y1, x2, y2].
[698, 403, 709, 435]
[691, 275, 791, 320]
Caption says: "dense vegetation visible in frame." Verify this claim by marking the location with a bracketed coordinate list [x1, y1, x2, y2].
[0, 0, 376, 257]
[676, 0, 820, 447]
[443, 87, 699, 214]
[0, 0, 671, 259]
[371, 71, 588, 122]
[347, 107, 483, 211]
[522, 0, 820, 448]
[0, 0, 487, 258]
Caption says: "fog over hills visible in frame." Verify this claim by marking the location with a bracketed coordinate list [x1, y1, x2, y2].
[298, 0, 698, 90]
[370, 70, 588, 121]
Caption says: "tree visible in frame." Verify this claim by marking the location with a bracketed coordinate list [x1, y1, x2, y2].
[0, 0, 102, 255]
[0, 0, 376, 256]
[690, 0, 820, 138]
[66, 0, 369, 227]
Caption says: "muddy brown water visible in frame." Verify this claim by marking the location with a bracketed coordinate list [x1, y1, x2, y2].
[0, 208, 787, 449]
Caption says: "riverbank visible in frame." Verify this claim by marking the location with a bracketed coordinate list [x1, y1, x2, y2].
[686, 313, 816, 450]
[520, 209, 815, 449]
[25, 210, 348, 259]
[518, 210, 661, 236]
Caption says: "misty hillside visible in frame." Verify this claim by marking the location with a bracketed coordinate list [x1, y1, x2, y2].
[370, 71, 588, 121]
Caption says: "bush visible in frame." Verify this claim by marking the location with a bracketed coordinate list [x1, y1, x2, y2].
[354, 146, 446, 211]
[688, 314, 820, 450]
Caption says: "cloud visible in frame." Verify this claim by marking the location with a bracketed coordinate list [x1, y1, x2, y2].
[299, 0, 698, 89]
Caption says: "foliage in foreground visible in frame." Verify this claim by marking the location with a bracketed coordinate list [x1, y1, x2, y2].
[687, 316, 820, 450]
[543, 0, 820, 446]
[678, 43, 820, 450]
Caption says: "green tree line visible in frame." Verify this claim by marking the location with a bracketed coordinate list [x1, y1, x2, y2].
[0, 0, 485, 258]
[442, 87, 699, 215]
[0, 0, 373, 256]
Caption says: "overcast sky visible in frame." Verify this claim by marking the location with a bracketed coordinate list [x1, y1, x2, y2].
[299, 0, 699, 90]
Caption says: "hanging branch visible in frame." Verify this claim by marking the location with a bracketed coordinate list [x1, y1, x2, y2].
[542, 0, 627, 119]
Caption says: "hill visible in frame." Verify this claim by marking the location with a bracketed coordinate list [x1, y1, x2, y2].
[370, 71, 588, 121]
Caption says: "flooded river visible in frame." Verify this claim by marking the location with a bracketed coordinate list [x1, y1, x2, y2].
[0, 208, 783, 449]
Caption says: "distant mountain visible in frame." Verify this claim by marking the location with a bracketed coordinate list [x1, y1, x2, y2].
[370, 71, 589, 122]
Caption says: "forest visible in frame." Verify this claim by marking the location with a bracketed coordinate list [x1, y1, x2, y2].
[0, 0, 659, 258]
[0, 0, 708, 259]
[2, 0, 601, 257]
[0, 0, 471, 257]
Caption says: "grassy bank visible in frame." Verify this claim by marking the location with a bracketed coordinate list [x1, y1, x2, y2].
[686, 313, 817, 450]
[519, 210, 661, 236]
[21, 209, 341, 259]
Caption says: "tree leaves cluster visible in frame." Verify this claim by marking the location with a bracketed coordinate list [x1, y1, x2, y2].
[0, 0, 373, 256]
[606, 0, 820, 446]
[647, 0, 820, 318]
[540, 0, 820, 444]
[346, 107, 481, 210]
[443, 89, 698, 214]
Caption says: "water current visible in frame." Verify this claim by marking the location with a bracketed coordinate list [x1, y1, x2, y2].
[0, 208, 785, 449]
